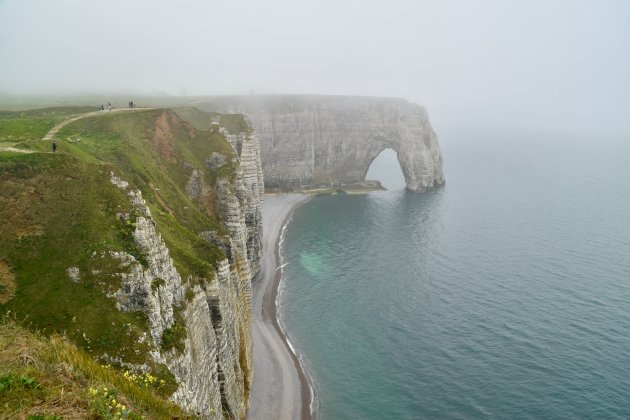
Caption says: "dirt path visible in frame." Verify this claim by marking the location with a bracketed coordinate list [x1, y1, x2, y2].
[0, 147, 35, 154]
[1, 108, 154, 154]
[42, 107, 153, 141]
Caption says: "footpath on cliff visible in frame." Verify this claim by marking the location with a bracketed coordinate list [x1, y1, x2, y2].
[0, 107, 153, 154]
[249, 194, 312, 420]
[42, 107, 153, 141]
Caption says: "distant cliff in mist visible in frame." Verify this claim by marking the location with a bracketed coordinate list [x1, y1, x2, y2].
[193, 95, 445, 192]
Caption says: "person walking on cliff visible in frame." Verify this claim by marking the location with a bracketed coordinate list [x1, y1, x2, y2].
[52, 140, 57, 154]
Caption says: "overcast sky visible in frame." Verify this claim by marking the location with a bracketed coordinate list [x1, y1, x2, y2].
[1, 0, 628, 134]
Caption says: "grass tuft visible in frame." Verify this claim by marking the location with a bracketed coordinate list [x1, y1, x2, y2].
[0, 317, 189, 418]
[160, 307, 186, 353]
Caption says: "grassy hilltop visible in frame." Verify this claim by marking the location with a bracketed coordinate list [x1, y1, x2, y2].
[0, 106, 248, 418]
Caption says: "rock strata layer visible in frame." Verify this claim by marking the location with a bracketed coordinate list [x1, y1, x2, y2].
[195, 95, 445, 192]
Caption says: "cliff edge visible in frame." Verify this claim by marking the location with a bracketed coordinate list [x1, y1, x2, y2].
[0, 108, 263, 418]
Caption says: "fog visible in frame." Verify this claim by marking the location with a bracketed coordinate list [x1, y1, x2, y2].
[1, 0, 628, 134]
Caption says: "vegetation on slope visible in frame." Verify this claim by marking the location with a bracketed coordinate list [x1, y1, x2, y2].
[0, 153, 153, 364]
[0, 106, 247, 416]
[54, 109, 237, 275]
[0, 317, 187, 419]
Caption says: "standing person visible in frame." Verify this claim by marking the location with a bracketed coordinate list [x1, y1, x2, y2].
[108, 102, 112, 111]
[52, 140, 57, 154]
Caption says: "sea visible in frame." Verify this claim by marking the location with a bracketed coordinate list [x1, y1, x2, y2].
[277, 126, 630, 419]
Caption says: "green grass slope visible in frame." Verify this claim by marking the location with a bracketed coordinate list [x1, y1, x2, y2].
[0, 317, 187, 419]
[54, 109, 237, 276]
[0, 107, 246, 416]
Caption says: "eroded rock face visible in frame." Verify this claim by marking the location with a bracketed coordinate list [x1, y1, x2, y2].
[218, 127, 264, 274]
[195, 95, 445, 192]
[107, 111, 264, 419]
[108, 179, 223, 417]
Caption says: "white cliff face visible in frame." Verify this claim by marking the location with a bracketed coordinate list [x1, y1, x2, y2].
[218, 126, 264, 274]
[109, 178, 223, 417]
[195, 95, 445, 192]
[112, 189, 184, 346]
[107, 113, 264, 419]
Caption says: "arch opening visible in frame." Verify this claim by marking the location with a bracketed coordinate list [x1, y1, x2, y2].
[365, 148, 406, 190]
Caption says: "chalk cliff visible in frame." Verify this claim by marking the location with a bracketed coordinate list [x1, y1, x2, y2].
[108, 117, 263, 418]
[194, 95, 445, 192]
[112, 120, 264, 418]
[0, 108, 263, 419]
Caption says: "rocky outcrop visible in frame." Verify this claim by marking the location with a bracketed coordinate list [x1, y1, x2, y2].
[194, 95, 445, 192]
[107, 111, 264, 418]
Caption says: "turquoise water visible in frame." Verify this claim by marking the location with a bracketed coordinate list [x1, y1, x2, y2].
[279, 128, 630, 419]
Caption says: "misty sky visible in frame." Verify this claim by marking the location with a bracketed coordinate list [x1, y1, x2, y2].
[1, 0, 628, 133]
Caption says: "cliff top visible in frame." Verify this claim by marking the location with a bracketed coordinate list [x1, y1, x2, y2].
[192, 94, 427, 115]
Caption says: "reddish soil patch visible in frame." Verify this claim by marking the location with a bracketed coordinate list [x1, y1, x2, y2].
[152, 112, 177, 163]
[167, 111, 197, 138]
[150, 183, 175, 217]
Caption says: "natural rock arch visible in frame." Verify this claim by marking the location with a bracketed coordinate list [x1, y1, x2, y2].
[363, 146, 405, 188]
[314, 126, 444, 192]
[195, 95, 445, 192]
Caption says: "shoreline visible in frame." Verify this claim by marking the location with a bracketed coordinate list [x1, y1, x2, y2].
[272, 199, 314, 419]
[249, 194, 313, 420]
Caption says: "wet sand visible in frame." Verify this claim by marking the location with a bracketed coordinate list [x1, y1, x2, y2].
[248, 194, 312, 420]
